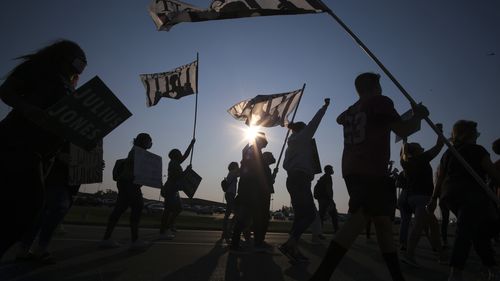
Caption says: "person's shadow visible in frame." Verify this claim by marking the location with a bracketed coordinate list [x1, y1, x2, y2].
[225, 250, 285, 281]
[161, 240, 227, 281]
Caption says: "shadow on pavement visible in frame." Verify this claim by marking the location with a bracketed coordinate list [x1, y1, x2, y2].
[161, 240, 227, 281]
[225, 249, 286, 281]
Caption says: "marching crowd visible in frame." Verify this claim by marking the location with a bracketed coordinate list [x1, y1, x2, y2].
[1, 40, 500, 281]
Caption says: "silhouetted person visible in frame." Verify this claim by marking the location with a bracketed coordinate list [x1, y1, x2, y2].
[0, 40, 87, 259]
[314, 165, 339, 233]
[159, 139, 195, 239]
[221, 161, 240, 242]
[399, 133, 445, 267]
[492, 138, 500, 242]
[310, 72, 428, 281]
[252, 151, 275, 253]
[428, 120, 500, 281]
[279, 99, 329, 263]
[100, 133, 152, 251]
[230, 132, 268, 252]
[17, 143, 103, 261]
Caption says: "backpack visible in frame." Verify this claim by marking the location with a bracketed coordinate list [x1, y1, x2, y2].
[221, 177, 229, 192]
[313, 176, 324, 200]
[112, 159, 126, 181]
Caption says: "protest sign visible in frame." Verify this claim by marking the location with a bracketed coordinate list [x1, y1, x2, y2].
[133, 146, 163, 188]
[68, 141, 103, 185]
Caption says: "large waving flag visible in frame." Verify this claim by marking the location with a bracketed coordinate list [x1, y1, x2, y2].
[228, 89, 303, 127]
[149, 0, 327, 31]
[140, 59, 198, 107]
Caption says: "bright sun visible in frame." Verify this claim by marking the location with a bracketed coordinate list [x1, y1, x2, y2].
[245, 126, 259, 142]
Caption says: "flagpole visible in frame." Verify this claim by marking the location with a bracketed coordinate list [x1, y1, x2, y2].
[272, 83, 306, 179]
[319, 3, 499, 205]
[189, 53, 199, 166]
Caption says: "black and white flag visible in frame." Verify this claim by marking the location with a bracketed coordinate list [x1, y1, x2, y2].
[149, 0, 327, 31]
[140, 60, 198, 107]
[228, 89, 303, 127]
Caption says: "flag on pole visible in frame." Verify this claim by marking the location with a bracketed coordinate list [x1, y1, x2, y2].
[228, 89, 303, 127]
[148, 0, 327, 31]
[139, 59, 198, 107]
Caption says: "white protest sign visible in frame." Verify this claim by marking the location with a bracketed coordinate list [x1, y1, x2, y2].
[133, 146, 163, 188]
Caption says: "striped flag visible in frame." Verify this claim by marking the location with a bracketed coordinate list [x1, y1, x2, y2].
[139, 60, 198, 107]
[228, 89, 303, 127]
[149, 0, 327, 31]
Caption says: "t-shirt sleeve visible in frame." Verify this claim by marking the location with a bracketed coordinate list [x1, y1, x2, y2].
[372, 96, 401, 124]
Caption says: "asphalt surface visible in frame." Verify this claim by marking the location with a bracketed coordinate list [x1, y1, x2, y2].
[0, 225, 495, 281]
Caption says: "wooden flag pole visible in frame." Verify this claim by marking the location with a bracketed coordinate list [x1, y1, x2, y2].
[272, 83, 306, 179]
[189, 53, 199, 166]
[319, 3, 499, 205]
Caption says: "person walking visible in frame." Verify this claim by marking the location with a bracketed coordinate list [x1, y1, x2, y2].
[279, 98, 330, 263]
[427, 120, 500, 281]
[221, 162, 239, 242]
[310, 72, 428, 281]
[159, 139, 196, 240]
[0, 40, 87, 259]
[99, 133, 152, 251]
[313, 165, 339, 234]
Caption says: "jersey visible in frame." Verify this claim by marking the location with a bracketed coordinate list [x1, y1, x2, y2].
[337, 95, 401, 178]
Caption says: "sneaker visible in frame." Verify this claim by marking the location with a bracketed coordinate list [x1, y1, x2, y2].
[98, 239, 122, 249]
[317, 234, 326, 240]
[129, 239, 151, 251]
[400, 254, 420, 268]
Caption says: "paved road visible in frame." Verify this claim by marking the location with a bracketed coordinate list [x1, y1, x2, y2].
[0, 225, 494, 281]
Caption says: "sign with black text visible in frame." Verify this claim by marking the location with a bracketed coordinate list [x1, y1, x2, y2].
[45, 76, 132, 150]
[395, 109, 421, 143]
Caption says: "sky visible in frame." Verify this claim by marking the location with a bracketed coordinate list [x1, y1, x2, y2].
[0, 0, 499, 215]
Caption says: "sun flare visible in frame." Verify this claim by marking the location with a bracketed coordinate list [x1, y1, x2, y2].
[245, 126, 260, 142]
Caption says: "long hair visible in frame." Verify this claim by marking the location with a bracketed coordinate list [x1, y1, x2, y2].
[8, 40, 86, 79]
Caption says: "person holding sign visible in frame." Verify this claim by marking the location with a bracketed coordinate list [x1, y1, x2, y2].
[159, 139, 195, 240]
[0, 40, 87, 259]
[100, 133, 152, 251]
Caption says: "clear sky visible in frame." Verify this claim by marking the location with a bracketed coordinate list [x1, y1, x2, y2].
[1, 0, 499, 214]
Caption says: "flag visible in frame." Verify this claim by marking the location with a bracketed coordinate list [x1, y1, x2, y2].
[228, 89, 303, 127]
[139, 60, 197, 107]
[148, 0, 327, 31]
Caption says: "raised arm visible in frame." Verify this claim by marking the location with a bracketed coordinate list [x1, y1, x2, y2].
[301, 98, 330, 139]
[422, 123, 445, 161]
[180, 138, 196, 164]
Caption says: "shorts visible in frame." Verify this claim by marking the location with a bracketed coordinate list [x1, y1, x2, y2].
[345, 175, 396, 217]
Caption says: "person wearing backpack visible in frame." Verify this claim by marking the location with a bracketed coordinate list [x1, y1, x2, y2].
[314, 165, 339, 234]
[99, 133, 152, 251]
[221, 162, 239, 242]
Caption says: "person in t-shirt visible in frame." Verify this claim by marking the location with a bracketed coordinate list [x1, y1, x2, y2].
[314, 165, 339, 233]
[310, 72, 428, 281]
[0, 40, 87, 259]
[159, 139, 195, 240]
[100, 133, 153, 250]
[428, 120, 500, 281]
[399, 131, 445, 266]
[279, 99, 329, 263]
[221, 161, 239, 242]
